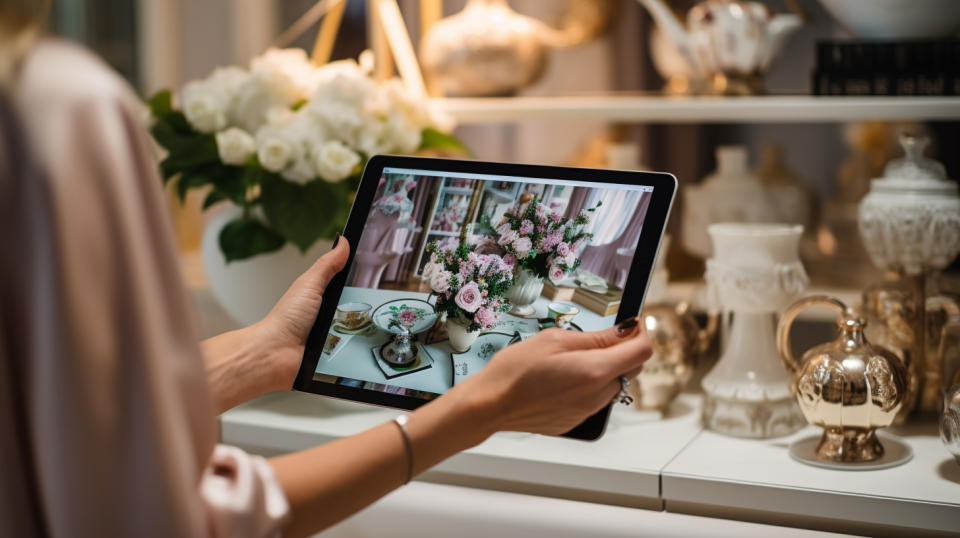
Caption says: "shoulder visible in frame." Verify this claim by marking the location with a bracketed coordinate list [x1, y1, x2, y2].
[16, 38, 144, 122]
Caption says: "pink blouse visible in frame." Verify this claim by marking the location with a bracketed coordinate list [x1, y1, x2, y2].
[0, 40, 289, 537]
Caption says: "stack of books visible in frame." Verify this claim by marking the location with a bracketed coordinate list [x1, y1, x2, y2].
[542, 280, 576, 302]
[572, 285, 623, 317]
[812, 39, 960, 96]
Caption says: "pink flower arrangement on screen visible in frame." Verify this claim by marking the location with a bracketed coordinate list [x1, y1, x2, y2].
[487, 195, 598, 283]
[423, 240, 513, 332]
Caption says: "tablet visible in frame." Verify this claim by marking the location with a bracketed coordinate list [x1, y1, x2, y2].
[293, 155, 676, 440]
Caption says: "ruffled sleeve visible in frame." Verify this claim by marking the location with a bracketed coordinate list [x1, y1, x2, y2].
[201, 445, 291, 538]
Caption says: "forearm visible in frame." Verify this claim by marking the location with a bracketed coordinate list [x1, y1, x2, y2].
[201, 323, 286, 413]
[270, 385, 498, 537]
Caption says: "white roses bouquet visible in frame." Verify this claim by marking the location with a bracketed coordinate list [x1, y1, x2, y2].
[148, 48, 466, 261]
[423, 239, 513, 332]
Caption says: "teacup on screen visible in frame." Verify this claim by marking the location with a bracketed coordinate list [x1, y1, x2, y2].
[335, 302, 372, 329]
[547, 302, 580, 329]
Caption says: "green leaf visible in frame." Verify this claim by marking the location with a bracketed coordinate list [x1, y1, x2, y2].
[146, 90, 173, 118]
[152, 121, 219, 173]
[175, 172, 211, 203]
[260, 174, 344, 252]
[418, 128, 472, 157]
[202, 190, 229, 210]
[218, 217, 286, 262]
[206, 165, 248, 205]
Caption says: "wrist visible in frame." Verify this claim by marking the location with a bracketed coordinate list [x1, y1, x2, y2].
[247, 320, 301, 393]
[440, 381, 503, 445]
[202, 323, 286, 412]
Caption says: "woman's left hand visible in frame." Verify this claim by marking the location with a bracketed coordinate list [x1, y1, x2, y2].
[202, 237, 350, 413]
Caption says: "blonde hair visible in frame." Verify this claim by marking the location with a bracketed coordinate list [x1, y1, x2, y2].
[0, 0, 51, 87]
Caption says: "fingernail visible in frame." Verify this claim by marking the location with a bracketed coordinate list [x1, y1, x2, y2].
[616, 317, 639, 337]
[332, 233, 341, 249]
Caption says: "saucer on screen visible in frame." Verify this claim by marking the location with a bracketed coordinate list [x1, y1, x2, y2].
[332, 320, 373, 335]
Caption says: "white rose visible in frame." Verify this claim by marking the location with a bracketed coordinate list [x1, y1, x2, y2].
[256, 126, 299, 173]
[215, 127, 256, 165]
[313, 140, 361, 183]
[208, 66, 250, 98]
[250, 48, 318, 101]
[564, 252, 577, 267]
[357, 119, 391, 157]
[383, 111, 421, 154]
[282, 156, 317, 185]
[181, 81, 227, 133]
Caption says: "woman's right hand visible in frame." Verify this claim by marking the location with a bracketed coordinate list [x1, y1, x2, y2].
[454, 319, 652, 436]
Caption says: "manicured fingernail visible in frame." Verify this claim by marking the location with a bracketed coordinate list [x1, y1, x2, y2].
[616, 317, 639, 337]
[332, 233, 341, 249]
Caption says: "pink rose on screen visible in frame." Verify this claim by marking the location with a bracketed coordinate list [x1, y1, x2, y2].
[498, 229, 518, 246]
[378, 176, 386, 187]
[393, 194, 404, 201]
[502, 253, 516, 268]
[541, 230, 562, 250]
[474, 306, 497, 329]
[549, 264, 566, 283]
[551, 211, 561, 222]
[519, 219, 534, 235]
[556, 241, 570, 257]
[455, 281, 482, 313]
[405, 180, 416, 191]
[513, 236, 533, 258]
[430, 270, 451, 293]
[398, 308, 418, 326]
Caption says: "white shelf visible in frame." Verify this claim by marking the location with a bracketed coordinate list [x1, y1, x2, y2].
[441, 187, 475, 195]
[433, 95, 960, 124]
[662, 422, 960, 535]
[221, 392, 704, 509]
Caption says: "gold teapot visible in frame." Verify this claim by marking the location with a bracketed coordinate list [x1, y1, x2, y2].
[635, 302, 718, 410]
[777, 296, 908, 462]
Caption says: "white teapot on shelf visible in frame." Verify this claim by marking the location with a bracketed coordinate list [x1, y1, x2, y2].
[636, 0, 803, 94]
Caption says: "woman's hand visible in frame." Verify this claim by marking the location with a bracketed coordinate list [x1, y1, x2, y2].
[202, 238, 350, 413]
[450, 319, 652, 436]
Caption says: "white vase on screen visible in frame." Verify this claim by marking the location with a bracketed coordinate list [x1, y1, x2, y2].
[509, 268, 544, 317]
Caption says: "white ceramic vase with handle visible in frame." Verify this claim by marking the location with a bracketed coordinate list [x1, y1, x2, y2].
[701, 223, 808, 438]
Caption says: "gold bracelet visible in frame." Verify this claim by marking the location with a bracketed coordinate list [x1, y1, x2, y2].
[393, 415, 413, 484]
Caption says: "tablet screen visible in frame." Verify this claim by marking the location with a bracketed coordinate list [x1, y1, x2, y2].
[310, 165, 657, 403]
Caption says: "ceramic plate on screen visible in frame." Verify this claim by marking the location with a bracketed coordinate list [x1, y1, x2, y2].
[451, 332, 515, 386]
[372, 299, 438, 335]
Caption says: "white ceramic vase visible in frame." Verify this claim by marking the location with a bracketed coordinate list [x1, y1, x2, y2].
[509, 267, 544, 317]
[447, 318, 480, 352]
[682, 146, 781, 258]
[858, 135, 960, 276]
[202, 206, 333, 327]
[702, 223, 808, 438]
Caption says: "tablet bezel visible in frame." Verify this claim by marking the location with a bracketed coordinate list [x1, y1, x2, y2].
[293, 155, 677, 440]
